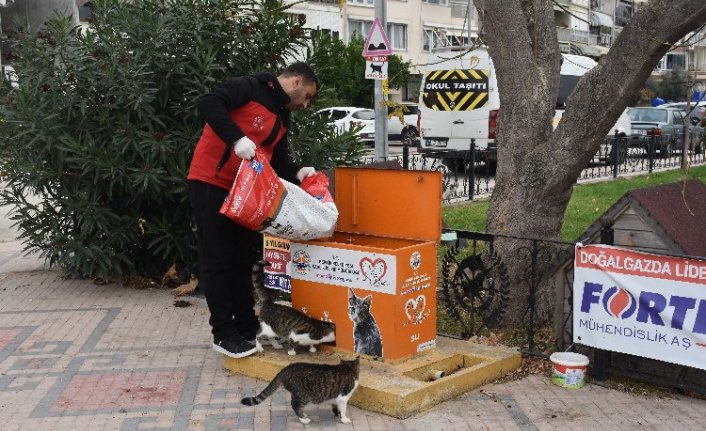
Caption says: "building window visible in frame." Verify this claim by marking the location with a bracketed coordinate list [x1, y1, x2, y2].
[657, 53, 686, 71]
[312, 28, 340, 40]
[347, 0, 374, 5]
[422, 28, 468, 51]
[387, 23, 407, 50]
[422, 0, 449, 5]
[78, 2, 93, 21]
[349, 20, 407, 50]
[615, 2, 633, 28]
[348, 20, 372, 41]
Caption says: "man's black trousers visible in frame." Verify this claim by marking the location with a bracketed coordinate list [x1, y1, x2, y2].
[189, 180, 261, 341]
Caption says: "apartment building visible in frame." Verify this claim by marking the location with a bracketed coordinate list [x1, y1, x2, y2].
[286, 0, 475, 101]
[1, 1, 704, 99]
[291, 0, 706, 101]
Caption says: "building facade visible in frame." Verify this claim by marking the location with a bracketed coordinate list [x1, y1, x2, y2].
[291, 0, 706, 101]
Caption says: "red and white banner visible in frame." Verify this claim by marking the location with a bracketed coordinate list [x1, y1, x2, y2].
[263, 235, 292, 293]
[573, 244, 706, 370]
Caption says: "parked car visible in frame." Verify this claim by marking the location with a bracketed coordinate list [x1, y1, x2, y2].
[627, 106, 702, 156]
[357, 102, 420, 144]
[657, 101, 706, 124]
[593, 108, 632, 165]
[388, 103, 419, 143]
[554, 107, 632, 165]
[315, 107, 375, 143]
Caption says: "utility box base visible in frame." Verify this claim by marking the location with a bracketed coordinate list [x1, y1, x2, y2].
[224, 337, 522, 418]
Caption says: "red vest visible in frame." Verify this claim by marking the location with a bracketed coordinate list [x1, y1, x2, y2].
[188, 101, 286, 190]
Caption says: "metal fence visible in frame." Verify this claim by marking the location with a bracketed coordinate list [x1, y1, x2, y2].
[361, 134, 706, 203]
[437, 228, 706, 395]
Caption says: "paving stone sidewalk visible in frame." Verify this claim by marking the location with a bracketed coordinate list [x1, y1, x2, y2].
[1, 207, 705, 430]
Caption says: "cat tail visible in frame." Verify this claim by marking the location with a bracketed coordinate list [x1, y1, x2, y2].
[251, 260, 273, 305]
[241, 374, 282, 406]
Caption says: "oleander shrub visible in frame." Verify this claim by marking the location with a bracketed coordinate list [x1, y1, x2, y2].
[0, 0, 364, 280]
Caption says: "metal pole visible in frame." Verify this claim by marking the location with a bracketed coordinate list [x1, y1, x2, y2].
[648, 135, 655, 173]
[684, 71, 695, 173]
[610, 130, 621, 178]
[373, 0, 388, 161]
[593, 218, 615, 381]
[402, 142, 409, 170]
[468, 139, 476, 201]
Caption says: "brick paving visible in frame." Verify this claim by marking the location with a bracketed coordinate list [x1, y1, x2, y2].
[1, 206, 705, 430]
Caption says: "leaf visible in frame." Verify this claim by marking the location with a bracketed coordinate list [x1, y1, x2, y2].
[172, 274, 198, 297]
[161, 263, 177, 285]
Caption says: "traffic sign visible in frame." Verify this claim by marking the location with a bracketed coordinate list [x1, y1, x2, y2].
[365, 56, 388, 80]
[362, 17, 392, 56]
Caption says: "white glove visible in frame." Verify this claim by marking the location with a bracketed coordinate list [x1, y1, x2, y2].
[234, 136, 256, 160]
[296, 167, 316, 182]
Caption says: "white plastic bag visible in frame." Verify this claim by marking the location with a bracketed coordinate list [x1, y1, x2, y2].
[262, 179, 338, 240]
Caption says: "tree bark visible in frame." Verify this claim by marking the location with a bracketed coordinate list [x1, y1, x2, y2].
[474, 0, 706, 325]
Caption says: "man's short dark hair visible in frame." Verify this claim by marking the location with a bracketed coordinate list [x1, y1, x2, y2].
[281, 62, 319, 90]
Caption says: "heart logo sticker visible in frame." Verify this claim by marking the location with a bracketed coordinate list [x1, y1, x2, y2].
[359, 257, 387, 285]
[405, 295, 427, 324]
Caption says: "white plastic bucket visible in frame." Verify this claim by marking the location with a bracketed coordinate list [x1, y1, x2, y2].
[550, 352, 589, 389]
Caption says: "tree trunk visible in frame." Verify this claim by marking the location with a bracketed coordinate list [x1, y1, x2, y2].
[474, 0, 706, 326]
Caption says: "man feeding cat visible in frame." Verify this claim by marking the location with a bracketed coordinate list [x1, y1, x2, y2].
[187, 62, 320, 359]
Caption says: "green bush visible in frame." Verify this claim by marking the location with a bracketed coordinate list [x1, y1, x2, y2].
[0, 0, 363, 280]
[308, 34, 412, 107]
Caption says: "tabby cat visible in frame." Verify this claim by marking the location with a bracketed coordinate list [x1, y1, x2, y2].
[348, 288, 383, 357]
[241, 357, 360, 424]
[252, 261, 336, 355]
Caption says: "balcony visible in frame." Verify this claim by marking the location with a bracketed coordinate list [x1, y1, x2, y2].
[557, 27, 598, 45]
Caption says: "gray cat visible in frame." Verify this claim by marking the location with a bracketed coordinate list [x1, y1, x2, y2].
[241, 357, 360, 424]
[252, 261, 336, 355]
[348, 288, 383, 357]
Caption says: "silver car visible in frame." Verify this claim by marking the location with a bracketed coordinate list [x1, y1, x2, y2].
[627, 107, 702, 157]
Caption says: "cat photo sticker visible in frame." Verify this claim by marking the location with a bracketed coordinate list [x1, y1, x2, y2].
[348, 288, 383, 357]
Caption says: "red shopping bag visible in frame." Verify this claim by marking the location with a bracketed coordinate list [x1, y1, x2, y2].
[299, 172, 333, 203]
[219, 150, 286, 231]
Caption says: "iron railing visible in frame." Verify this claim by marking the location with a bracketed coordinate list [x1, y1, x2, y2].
[360, 134, 706, 203]
[437, 228, 706, 396]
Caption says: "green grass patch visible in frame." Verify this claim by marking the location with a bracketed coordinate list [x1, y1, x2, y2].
[442, 165, 706, 241]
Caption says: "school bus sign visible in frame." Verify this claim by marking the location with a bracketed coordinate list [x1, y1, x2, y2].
[421, 69, 490, 111]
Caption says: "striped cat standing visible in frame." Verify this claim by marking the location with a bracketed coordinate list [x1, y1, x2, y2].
[241, 357, 360, 424]
[251, 260, 336, 355]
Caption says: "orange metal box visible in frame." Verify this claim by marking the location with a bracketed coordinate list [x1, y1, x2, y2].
[290, 167, 441, 360]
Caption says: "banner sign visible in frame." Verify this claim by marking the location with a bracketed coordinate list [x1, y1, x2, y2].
[573, 244, 706, 371]
[263, 235, 292, 293]
[290, 242, 397, 294]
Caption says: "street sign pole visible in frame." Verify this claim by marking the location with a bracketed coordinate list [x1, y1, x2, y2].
[374, 0, 388, 161]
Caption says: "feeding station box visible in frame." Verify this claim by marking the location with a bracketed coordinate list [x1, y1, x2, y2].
[290, 167, 442, 360]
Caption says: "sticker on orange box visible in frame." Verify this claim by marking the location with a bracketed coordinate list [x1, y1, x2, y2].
[409, 251, 422, 270]
[263, 235, 291, 293]
[400, 273, 432, 296]
[290, 244, 396, 294]
[403, 294, 432, 326]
